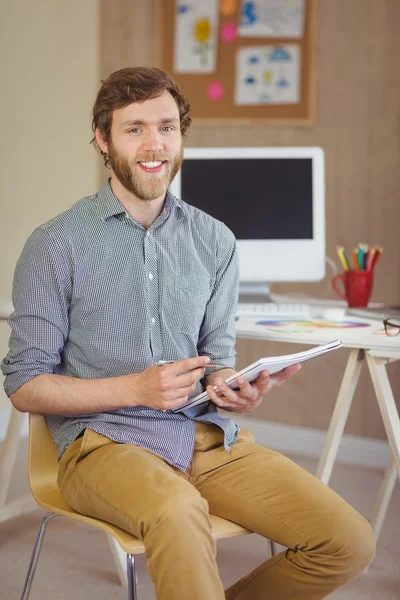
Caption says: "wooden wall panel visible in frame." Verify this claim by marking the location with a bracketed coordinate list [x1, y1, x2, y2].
[100, 0, 400, 440]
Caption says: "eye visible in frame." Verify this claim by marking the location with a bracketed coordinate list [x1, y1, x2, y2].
[161, 126, 174, 132]
[128, 127, 141, 134]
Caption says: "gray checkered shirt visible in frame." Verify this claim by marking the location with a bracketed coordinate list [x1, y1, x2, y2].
[2, 180, 240, 470]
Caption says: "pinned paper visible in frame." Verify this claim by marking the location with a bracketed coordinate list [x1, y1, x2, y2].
[174, 1, 220, 73]
[221, 0, 238, 16]
[221, 22, 237, 43]
[207, 81, 225, 101]
[235, 45, 301, 105]
[238, 0, 305, 38]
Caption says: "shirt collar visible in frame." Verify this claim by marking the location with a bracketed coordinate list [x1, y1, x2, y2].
[95, 178, 183, 222]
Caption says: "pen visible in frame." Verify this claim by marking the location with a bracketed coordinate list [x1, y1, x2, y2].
[156, 360, 221, 368]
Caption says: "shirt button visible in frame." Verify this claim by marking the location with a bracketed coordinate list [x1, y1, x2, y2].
[146, 230, 150, 236]
[151, 317, 155, 324]
[149, 272, 154, 281]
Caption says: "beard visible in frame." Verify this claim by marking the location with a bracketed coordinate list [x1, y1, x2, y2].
[107, 141, 183, 201]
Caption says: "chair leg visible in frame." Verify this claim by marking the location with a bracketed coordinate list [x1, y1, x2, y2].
[20, 512, 60, 600]
[126, 554, 138, 600]
[269, 539, 277, 557]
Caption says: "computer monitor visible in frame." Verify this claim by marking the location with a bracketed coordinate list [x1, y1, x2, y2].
[169, 146, 325, 298]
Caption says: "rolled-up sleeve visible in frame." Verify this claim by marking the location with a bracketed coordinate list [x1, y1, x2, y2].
[1, 228, 72, 396]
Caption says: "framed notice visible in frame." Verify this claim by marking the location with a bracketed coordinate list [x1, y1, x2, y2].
[155, 0, 316, 125]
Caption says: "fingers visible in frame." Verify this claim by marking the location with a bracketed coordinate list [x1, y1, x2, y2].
[206, 367, 286, 413]
[166, 383, 197, 399]
[158, 362, 302, 413]
[230, 375, 257, 399]
[158, 357, 210, 390]
[207, 377, 249, 411]
[169, 356, 210, 375]
[158, 366, 205, 391]
[162, 395, 190, 411]
[269, 363, 301, 387]
[284, 363, 302, 377]
[216, 372, 267, 401]
[207, 384, 244, 410]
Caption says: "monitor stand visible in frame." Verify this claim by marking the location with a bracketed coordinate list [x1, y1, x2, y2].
[239, 282, 273, 304]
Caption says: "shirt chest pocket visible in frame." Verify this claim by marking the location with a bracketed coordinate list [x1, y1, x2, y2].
[162, 274, 212, 336]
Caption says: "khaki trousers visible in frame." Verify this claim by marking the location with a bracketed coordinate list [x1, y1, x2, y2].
[57, 422, 375, 600]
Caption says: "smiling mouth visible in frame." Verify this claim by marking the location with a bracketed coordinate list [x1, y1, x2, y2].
[138, 160, 167, 172]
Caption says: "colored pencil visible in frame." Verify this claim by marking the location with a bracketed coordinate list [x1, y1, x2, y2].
[367, 247, 376, 270]
[352, 248, 359, 271]
[372, 246, 383, 268]
[338, 245, 383, 272]
[336, 246, 349, 271]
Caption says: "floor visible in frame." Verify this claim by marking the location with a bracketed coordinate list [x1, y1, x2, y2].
[0, 439, 399, 599]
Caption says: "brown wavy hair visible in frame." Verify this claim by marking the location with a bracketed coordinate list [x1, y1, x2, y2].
[91, 67, 192, 168]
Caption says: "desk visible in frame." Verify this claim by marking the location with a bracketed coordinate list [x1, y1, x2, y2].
[236, 316, 400, 541]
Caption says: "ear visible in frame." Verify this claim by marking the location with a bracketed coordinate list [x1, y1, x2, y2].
[95, 129, 108, 154]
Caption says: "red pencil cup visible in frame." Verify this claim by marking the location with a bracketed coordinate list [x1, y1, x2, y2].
[331, 270, 373, 307]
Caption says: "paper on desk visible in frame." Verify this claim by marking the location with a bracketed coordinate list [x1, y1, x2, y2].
[174, 339, 342, 412]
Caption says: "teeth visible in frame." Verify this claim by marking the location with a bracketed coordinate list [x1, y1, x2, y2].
[140, 161, 163, 168]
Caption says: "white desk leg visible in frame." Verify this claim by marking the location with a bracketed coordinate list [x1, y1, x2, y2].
[366, 354, 400, 477]
[316, 349, 365, 484]
[369, 457, 397, 540]
[364, 355, 400, 543]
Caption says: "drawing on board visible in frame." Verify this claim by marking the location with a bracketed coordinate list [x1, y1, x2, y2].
[238, 0, 305, 38]
[235, 45, 301, 105]
[174, 0, 220, 73]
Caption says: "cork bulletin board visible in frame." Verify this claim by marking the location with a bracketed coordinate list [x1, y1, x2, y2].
[155, 0, 316, 125]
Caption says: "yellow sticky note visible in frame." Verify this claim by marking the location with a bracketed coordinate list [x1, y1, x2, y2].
[221, 0, 237, 17]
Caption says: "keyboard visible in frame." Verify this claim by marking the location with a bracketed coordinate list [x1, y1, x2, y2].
[236, 302, 311, 319]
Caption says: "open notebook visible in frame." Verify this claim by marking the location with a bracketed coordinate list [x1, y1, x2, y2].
[173, 339, 342, 413]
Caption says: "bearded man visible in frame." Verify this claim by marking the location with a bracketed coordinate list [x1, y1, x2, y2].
[2, 67, 374, 600]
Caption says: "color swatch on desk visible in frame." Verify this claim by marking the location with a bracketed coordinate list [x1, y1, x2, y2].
[256, 319, 370, 334]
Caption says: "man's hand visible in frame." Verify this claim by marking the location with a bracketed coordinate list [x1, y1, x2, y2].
[206, 363, 301, 413]
[131, 356, 210, 411]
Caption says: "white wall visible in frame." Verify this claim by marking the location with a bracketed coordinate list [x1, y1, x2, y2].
[0, 1, 100, 420]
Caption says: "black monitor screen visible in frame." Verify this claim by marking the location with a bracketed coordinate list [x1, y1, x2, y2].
[180, 158, 313, 240]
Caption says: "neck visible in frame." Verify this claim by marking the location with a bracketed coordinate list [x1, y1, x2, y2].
[109, 175, 166, 229]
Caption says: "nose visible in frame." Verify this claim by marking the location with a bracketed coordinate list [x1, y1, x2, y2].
[142, 128, 163, 153]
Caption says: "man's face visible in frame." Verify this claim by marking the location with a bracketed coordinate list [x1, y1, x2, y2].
[102, 91, 183, 201]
